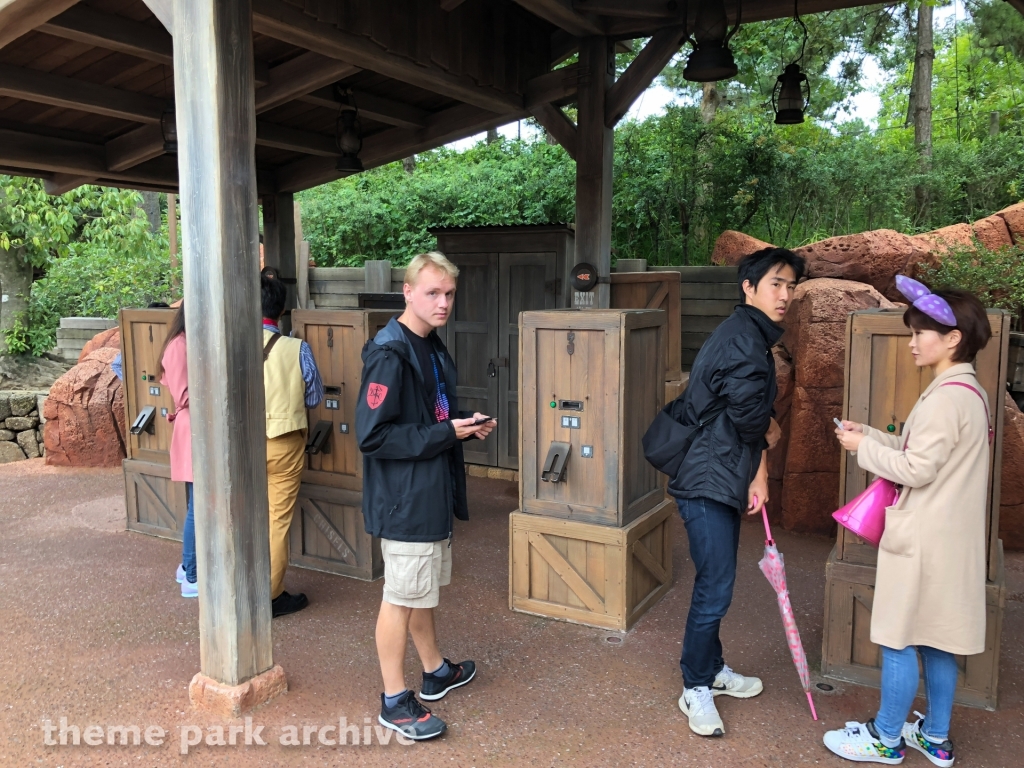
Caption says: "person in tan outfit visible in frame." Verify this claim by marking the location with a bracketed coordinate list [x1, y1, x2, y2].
[261, 274, 324, 618]
[823, 278, 992, 768]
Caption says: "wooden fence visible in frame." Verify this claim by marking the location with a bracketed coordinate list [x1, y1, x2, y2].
[649, 266, 738, 370]
[307, 261, 402, 309]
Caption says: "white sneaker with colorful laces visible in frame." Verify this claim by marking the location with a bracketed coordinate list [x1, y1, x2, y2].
[678, 686, 725, 737]
[823, 720, 906, 764]
[711, 665, 763, 698]
[903, 712, 955, 767]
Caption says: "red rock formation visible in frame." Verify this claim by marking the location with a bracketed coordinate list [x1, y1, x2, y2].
[793, 230, 932, 300]
[774, 279, 896, 534]
[77, 327, 121, 363]
[996, 201, 1024, 244]
[971, 214, 1013, 251]
[710, 231, 775, 266]
[43, 347, 126, 467]
[1000, 393, 1024, 551]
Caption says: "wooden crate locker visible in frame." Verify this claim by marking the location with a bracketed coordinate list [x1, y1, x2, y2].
[289, 308, 398, 581]
[510, 309, 674, 630]
[433, 225, 575, 471]
[822, 309, 1010, 709]
[120, 308, 188, 541]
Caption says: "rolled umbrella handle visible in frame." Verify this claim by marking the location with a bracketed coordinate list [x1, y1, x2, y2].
[755, 496, 774, 545]
[807, 690, 818, 721]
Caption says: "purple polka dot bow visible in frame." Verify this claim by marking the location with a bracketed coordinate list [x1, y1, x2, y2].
[895, 275, 957, 327]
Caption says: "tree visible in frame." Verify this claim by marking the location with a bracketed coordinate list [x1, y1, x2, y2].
[908, 2, 935, 221]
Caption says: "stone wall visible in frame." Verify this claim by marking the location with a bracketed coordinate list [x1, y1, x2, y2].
[0, 391, 48, 463]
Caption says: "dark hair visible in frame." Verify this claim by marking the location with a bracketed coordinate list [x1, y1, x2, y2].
[154, 302, 185, 380]
[902, 287, 991, 363]
[737, 247, 806, 300]
[260, 266, 279, 281]
[148, 301, 170, 308]
[261, 274, 287, 320]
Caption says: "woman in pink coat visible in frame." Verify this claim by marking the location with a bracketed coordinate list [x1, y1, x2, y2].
[156, 305, 195, 598]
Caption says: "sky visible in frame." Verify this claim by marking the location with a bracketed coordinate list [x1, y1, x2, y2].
[449, 0, 968, 151]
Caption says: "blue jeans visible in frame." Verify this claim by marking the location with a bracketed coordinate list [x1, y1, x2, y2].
[182, 482, 196, 584]
[676, 497, 741, 688]
[875, 645, 958, 742]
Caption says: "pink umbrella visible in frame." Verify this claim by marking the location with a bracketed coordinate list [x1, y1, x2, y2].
[757, 500, 818, 720]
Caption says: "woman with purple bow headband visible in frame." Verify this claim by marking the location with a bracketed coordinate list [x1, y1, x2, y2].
[823, 277, 993, 767]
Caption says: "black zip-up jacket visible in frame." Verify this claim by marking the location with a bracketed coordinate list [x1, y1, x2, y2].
[667, 304, 784, 510]
[356, 317, 469, 542]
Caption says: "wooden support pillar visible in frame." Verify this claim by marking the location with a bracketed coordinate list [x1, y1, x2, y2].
[262, 191, 297, 330]
[574, 36, 614, 309]
[173, 0, 284, 713]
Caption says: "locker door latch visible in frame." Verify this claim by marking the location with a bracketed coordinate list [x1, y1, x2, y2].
[306, 420, 333, 455]
[487, 357, 508, 378]
[541, 441, 571, 483]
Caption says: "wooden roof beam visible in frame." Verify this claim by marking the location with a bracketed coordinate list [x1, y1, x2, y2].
[141, 0, 172, 34]
[1008, 0, 1024, 17]
[0, 0, 78, 50]
[605, 25, 685, 126]
[440, 0, 468, 9]
[0, 62, 166, 123]
[251, 0, 523, 114]
[44, 173, 96, 196]
[41, 6, 272, 83]
[298, 87, 429, 130]
[525, 63, 579, 108]
[106, 53, 357, 172]
[530, 102, 577, 159]
[573, 0, 683, 18]
[512, 0, 604, 37]
[275, 103, 528, 192]
[255, 120, 338, 156]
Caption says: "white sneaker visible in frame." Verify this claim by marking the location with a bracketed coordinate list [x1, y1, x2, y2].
[181, 579, 198, 598]
[175, 564, 185, 584]
[823, 720, 905, 764]
[678, 686, 725, 737]
[902, 713, 955, 767]
[711, 665, 763, 698]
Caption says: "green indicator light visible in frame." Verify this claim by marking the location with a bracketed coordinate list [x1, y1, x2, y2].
[549, 401, 556, 408]
[887, 424, 896, 433]
[141, 375, 147, 381]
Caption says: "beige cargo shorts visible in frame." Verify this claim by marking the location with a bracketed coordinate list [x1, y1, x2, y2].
[380, 539, 452, 609]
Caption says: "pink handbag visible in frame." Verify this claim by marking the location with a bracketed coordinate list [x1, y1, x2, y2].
[832, 381, 991, 547]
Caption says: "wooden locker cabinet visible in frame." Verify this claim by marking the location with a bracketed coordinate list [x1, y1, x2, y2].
[510, 499, 674, 631]
[519, 309, 666, 527]
[609, 272, 682, 382]
[119, 308, 189, 539]
[434, 225, 574, 470]
[823, 308, 1010, 709]
[289, 308, 398, 581]
[292, 308, 396, 492]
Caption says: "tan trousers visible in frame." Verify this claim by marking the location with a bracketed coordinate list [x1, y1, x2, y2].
[267, 429, 306, 599]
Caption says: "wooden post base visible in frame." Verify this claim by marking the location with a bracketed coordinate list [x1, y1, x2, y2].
[189, 665, 288, 718]
[510, 498, 674, 631]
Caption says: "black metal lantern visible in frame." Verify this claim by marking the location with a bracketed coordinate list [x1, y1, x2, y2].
[682, 0, 741, 82]
[771, 1, 811, 125]
[161, 102, 177, 154]
[772, 63, 809, 124]
[334, 89, 364, 175]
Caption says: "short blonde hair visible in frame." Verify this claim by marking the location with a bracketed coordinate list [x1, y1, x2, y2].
[405, 251, 459, 287]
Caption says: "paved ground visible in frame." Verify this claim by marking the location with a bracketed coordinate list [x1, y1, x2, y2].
[0, 459, 1021, 767]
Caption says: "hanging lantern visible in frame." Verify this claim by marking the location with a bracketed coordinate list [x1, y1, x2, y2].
[682, 0, 741, 82]
[771, 0, 811, 125]
[334, 89, 364, 175]
[161, 102, 177, 154]
[772, 63, 809, 124]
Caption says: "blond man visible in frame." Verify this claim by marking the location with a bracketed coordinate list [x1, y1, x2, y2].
[356, 252, 494, 740]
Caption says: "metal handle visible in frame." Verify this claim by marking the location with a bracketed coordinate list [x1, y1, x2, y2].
[487, 360, 496, 378]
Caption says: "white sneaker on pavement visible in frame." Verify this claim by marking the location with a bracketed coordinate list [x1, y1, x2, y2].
[176, 564, 185, 584]
[181, 579, 198, 598]
[711, 664, 764, 698]
[823, 720, 906, 764]
[678, 686, 725, 737]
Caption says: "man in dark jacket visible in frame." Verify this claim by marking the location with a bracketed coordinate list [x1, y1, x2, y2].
[671, 247, 804, 737]
[357, 252, 495, 741]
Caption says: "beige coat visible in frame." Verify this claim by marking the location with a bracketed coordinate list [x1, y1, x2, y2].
[856, 363, 990, 655]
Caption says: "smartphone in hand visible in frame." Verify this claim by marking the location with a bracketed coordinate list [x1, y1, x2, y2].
[472, 416, 495, 426]
[833, 418, 845, 430]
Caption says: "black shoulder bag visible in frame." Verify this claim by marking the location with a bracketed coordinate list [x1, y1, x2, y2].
[642, 401, 726, 478]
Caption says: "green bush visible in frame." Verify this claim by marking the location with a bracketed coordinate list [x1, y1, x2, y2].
[918, 241, 1024, 328]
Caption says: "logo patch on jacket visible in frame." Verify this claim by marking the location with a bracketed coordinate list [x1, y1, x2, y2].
[366, 383, 388, 410]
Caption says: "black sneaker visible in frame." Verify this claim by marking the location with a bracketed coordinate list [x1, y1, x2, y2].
[378, 691, 446, 741]
[420, 659, 476, 701]
[271, 591, 309, 618]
